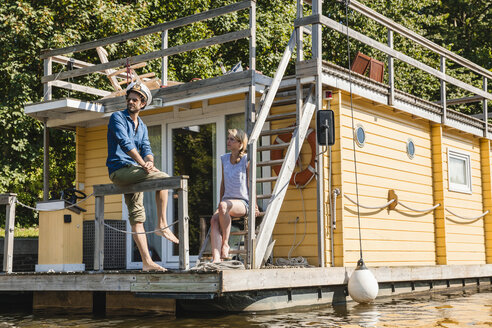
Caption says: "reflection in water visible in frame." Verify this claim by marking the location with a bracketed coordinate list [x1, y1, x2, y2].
[0, 286, 490, 327]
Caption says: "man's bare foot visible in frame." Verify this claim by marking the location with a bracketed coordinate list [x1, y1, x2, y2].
[143, 262, 167, 272]
[155, 228, 179, 244]
[212, 257, 222, 263]
[221, 244, 230, 260]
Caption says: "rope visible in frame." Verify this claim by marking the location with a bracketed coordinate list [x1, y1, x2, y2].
[15, 193, 94, 212]
[343, 193, 395, 210]
[398, 201, 440, 213]
[190, 260, 245, 272]
[445, 208, 488, 222]
[275, 256, 312, 267]
[102, 219, 179, 235]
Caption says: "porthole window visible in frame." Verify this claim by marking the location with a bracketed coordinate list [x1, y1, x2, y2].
[406, 139, 415, 159]
[354, 124, 366, 148]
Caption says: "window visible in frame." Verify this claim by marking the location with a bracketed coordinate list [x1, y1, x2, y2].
[448, 149, 472, 193]
[406, 139, 415, 159]
[354, 124, 366, 148]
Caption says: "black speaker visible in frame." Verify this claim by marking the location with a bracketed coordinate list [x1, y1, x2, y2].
[316, 110, 335, 146]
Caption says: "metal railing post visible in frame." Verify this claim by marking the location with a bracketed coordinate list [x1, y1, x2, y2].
[440, 56, 447, 125]
[484, 77, 488, 138]
[161, 30, 168, 87]
[388, 29, 394, 106]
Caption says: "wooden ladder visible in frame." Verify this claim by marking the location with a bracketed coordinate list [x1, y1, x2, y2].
[246, 29, 318, 269]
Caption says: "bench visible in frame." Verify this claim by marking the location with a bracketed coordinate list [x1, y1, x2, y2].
[92, 176, 189, 271]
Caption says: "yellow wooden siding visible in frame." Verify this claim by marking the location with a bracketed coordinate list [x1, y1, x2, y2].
[75, 127, 86, 190]
[81, 125, 123, 222]
[484, 140, 492, 263]
[269, 103, 320, 265]
[339, 93, 436, 267]
[330, 91, 346, 267]
[442, 130, 486, 264]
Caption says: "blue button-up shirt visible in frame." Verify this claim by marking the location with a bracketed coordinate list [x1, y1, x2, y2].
[106, 109, 153, 175]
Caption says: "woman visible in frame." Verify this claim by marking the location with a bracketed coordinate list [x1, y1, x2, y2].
[210, 129, 252, 263]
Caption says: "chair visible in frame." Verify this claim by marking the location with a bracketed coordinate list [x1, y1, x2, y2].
[96, 47, 161, 97]
[351, 51, 385, 83]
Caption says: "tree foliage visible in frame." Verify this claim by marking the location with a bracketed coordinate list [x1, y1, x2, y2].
[0, 0, 490, 226]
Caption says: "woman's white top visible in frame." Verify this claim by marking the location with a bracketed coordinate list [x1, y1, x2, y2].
[221, 153, 249, 203]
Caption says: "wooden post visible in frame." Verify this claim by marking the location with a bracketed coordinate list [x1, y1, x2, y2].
[1, 193, 17, 273]
[178, 179, 189, 271]
[387, 29, 394, 106]
[94, 195, 105, 271]
[313, 0, 325, 267]
[43, 118, 49, 201]
[484, 77, 488, 138]
[161, 30, 168, 87]
[440, 56, 447, 125]
[248, 142, 257, 268]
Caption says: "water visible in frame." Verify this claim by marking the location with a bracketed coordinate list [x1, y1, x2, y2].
[1, 286, 490, 327]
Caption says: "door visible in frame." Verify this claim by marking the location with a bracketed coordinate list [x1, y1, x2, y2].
[164, 118, 223, 267]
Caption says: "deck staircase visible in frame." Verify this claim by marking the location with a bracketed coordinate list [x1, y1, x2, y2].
[246, 30, 318, 269]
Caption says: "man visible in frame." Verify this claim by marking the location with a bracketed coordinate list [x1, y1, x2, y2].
[106, 81, 178, 272]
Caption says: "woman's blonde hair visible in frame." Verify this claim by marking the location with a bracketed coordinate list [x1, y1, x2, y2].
[228, 128, 248, 163]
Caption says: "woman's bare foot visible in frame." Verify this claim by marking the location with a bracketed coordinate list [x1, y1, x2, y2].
[142, 262, 167, 272]
[155, 228, 179, 244]
[221, 243, 230, 260]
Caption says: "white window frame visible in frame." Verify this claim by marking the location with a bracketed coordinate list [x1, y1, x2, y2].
[447, 148, 472, 194]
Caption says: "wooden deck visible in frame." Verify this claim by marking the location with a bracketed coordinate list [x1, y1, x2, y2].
[0, 264, 490, 313]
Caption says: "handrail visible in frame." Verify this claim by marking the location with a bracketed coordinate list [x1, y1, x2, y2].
[40, 0, 253, 59]
[295, 14, 492, 102]
[342, 0, 492, 81]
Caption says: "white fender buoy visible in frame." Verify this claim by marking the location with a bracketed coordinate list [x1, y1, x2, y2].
[348, 259, 379, 303]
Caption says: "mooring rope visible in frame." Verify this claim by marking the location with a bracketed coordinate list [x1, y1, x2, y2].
[343, 193, 395, 210]
[445, 208, 488, 223]
[190, 260, 245, 272]
[275, 256, 313, 267]
[102, 219, 179, 235]
[15, 193, 95, 212]
[398, 201, 440, 213]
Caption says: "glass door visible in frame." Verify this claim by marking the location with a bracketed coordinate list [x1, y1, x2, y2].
[125, 124, 166, 269]
[164, 118, 223, 267]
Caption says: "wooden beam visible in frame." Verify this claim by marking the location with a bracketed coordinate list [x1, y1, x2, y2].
[40, 0, 252, 59]
[42, 30, 251, 83]
[50, 80, 111, 97]
[178, 179, 190, 271]
[93, 176, 188, 196]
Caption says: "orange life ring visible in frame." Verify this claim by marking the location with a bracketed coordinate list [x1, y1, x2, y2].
[271, 128, 316, 187]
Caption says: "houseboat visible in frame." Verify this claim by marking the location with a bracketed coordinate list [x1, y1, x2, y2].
[1, 0, 491, 314]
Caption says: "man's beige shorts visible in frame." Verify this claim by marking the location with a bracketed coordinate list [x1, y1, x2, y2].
[109, 165, 169, 225]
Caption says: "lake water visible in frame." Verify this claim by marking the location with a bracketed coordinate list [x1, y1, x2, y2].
[1, 285, 490, 327]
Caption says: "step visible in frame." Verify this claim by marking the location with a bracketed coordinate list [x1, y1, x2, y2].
[256, 176, 277, 183]
[257, 193, 272, 200]
[266, 111, 296, 122]
[259, 126, 296, 137]
[229, 249, 247, 255]
[257, 143, 289, 152]
[257, 159, 284, 167]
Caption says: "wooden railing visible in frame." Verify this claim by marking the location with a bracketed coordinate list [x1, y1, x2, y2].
[92, 176, 189, 271]
[40, 0, 255, 102]
[295, 0, 491, 135]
